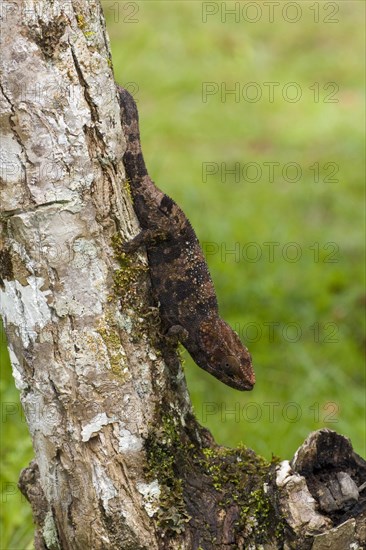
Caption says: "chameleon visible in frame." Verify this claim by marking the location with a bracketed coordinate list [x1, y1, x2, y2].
[117, 85, 255, 391]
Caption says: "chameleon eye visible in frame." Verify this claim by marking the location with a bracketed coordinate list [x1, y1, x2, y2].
[221, 355, 241, 375]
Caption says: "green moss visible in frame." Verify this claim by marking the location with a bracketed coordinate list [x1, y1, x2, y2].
[76, 14, 85, 30]
[145, 413, 191, 536]
[201, 444, 268, 496]
[91, 232, 151, 380]
[110, 233, 164, 349]
[97, 315, 127, 379]
[145, 416, 282, 544]
[111, 234, 147, 306]
[200, 446, 282, 545]
[76, 13, 95, 40]
[123, 178, 133, 203]
[275, 517, 285, 543]
[241, 488, 271, 540]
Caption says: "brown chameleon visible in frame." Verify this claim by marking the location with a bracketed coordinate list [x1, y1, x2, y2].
[117, 85, 255, 391]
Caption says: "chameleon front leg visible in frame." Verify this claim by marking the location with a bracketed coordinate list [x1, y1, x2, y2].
[119, 227, 170, 254]
[166, 324, 189, 343]
[120, 200, 180, 253]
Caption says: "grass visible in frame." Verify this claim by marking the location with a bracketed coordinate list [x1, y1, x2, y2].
[0, 324, 34, 549]
[1, 1, 365, 547]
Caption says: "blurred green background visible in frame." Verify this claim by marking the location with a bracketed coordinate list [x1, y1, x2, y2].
[1, 1, 365, 547]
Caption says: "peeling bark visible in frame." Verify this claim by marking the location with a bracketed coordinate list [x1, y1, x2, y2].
[1, 2, 365, 549]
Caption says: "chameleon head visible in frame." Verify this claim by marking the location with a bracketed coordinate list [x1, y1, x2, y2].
[197, 318, 256, 391]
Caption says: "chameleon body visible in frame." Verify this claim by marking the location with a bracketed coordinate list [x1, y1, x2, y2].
[117, 86, 255, 391]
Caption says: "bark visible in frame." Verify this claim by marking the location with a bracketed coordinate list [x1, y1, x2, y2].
[0, 1, 365, 549]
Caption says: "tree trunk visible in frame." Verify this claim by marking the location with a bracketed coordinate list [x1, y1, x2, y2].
[0, 1, 365, 549]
